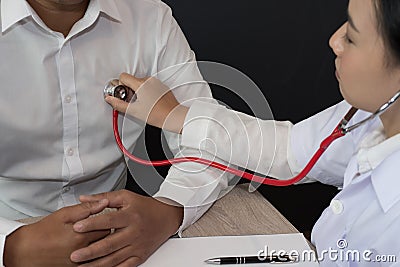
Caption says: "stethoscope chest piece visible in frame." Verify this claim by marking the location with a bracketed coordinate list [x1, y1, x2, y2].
[104, 79, 137, 102]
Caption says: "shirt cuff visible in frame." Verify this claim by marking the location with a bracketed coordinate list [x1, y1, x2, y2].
[176, 206, 198, 237]
[153, 157, 232, 235]
[0, 218, 24, 267]
[153, 178, 217, 235]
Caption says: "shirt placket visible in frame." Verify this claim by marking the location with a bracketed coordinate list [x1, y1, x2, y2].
[57, 38, 84, 206]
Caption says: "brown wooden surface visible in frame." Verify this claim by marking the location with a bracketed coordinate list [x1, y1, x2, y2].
[182, 183, 298, 237]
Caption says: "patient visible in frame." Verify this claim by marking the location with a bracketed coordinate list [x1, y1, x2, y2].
[1, 0, 232, 266]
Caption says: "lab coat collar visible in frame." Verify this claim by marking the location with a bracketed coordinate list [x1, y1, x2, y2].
[1, 0, 122, 34]
[357, 127, 400, 173]
[1, 0, 31, 33]
[369, 137, 400, 213]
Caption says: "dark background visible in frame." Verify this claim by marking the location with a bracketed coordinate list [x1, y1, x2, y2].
[127, 0, 349, 238]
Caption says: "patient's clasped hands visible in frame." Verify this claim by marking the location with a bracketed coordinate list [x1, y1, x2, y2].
[4, 200, 110, 266]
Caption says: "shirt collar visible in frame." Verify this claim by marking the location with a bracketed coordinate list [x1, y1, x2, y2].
[92, 0, 122, 22]
[1, 0, 31, 33]
[357, 129, 400, 213]
[1, 0, 122, 34]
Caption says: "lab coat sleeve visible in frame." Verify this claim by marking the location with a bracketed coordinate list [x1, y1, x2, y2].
[290, 100, 357, 187]
[151, 2, 235, 233]
[0, 218, 24, 267]
[181, 100, 357, 188]
[180, 100, 303, 181]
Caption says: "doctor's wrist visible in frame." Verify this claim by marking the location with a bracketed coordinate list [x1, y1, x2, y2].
[163, 104, 189, 134]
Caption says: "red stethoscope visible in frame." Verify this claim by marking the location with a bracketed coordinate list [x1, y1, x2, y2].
[105, 81, 400, 186]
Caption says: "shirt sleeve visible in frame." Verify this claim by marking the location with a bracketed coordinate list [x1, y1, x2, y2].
[152, 2, 235, 233]
[0, 218, 24, 267]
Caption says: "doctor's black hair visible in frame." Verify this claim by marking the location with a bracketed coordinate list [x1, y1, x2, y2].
[373, 0, 400, 66]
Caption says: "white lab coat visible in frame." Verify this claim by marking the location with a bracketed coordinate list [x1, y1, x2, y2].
[181, 100, 400, 266]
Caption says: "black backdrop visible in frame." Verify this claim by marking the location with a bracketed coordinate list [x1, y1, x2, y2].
[127, 0, 349, 235]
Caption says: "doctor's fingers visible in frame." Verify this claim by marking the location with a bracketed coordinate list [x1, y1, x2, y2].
[105, 94, 165, 125]
[105, 95, 129, 114]
[120, 73, 172, 103]
[104, 95, 149, 122]
[119, 72, 148, 92]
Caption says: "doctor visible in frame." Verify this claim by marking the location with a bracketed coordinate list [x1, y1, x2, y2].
[106, 0, 400, 265]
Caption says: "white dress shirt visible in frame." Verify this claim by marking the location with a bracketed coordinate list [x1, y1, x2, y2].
[182, 100, 400, 266]
[0, 0, 233, 265]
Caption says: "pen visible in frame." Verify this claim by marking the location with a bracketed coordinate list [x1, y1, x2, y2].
[205, 254, 296, 265]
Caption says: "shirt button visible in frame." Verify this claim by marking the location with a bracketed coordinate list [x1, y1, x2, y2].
[66, 148, 74, 156]
[330, 199, 344, 215]
[65, 95, 72, 103]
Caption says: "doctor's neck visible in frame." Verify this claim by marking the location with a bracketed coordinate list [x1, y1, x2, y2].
[379, 101, 400, 138]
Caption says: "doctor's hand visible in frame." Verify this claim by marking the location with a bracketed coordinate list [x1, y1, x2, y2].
[4, 200, 110, 267]
[71, 190, 183, 267]
[105, 73, 189, 133]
